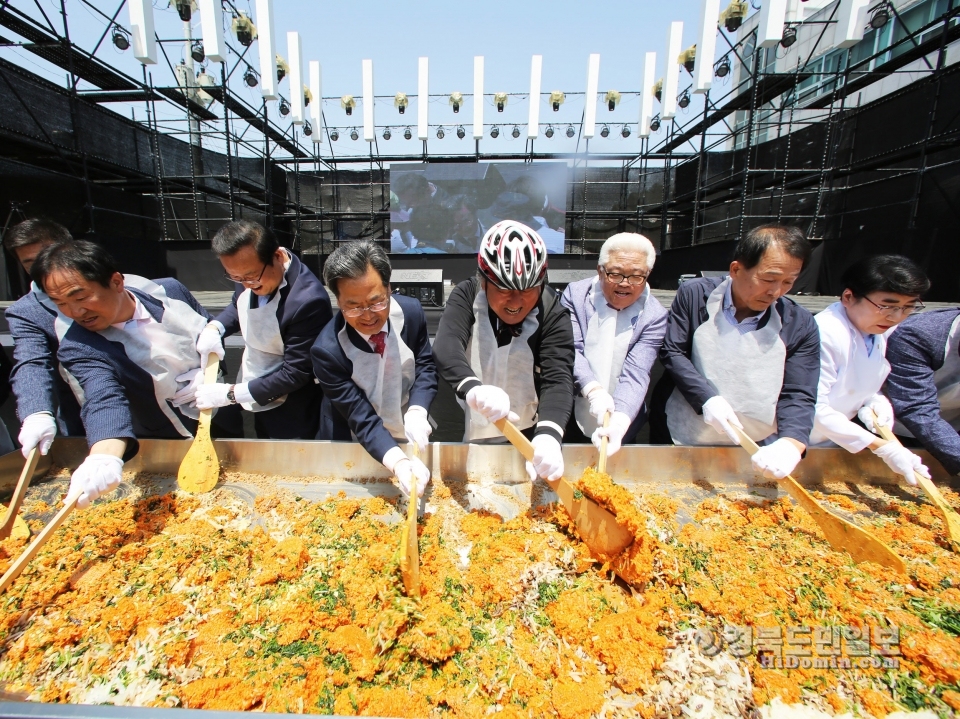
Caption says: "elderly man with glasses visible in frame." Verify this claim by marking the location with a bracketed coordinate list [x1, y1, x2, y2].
[194, 221, 332, 439]
[311, 241, 437, 499]
[559, 233, 667, 458]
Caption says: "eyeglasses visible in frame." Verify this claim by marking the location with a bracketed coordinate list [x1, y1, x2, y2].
[342, 300, 389, 318]
[601, 267, 648, 286]
[224, 263, 268, 287]
[862, 296, 926, 317]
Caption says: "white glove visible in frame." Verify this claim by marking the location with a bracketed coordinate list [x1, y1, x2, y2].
[18, 412, 57, 457]
[67, 454, 124, 509]
[383, 447, 430, 498]
[702, 395, 744, 444]
[171, 368, 204, 408]
[403, 406, 432, 453]
[583, 383, 616, 421]
[751, 438, 803, 480]
[194, 383, 233, 410]
[525, 434, 564, 482]
[591, 411, 632, 458]
[873, 442, 929, 485]
[858, 394, 895, 433]
[197, 324, 225, 372]
[466, 385, 519, 424]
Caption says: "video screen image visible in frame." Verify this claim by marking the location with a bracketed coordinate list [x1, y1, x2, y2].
[389, 162, 567, 254]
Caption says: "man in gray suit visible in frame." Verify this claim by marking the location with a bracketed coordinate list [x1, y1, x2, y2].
[560, 233, 667, 457]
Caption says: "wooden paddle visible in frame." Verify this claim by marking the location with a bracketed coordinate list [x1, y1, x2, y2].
[0, 448, 39, 540]
[866, 410, 960, 547]
[495, 418, 634, 557]
[399, 446, 421, 597]
[177, 355, 221, 494]
[597, 412, 611, 475]
[734, 426, 906, 573]
[0, 494, 78, 593]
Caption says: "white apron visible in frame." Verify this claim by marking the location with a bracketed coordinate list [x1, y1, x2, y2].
[665, 278, 786, 446]
[54, 275, 208, 438]
[574, 279, 645, 436]
[337, 297, 415, 440]
[895, 313, 960, 437]
[461, 288, 539, 442]
[32, 282, 86, 407]
[235, 257, 291, 412]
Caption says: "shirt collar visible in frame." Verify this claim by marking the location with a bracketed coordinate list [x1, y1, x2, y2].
[722, 279, 765, 323]
[111, 292, 151, 330]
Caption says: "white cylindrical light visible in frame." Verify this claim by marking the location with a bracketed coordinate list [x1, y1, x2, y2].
[662, 22, 683, 120]
[128, 0, 156, 65]
[288, 32, 304, 124]
[757, 0, 788, 48]
[527, 55, 542, 139]
[198, 0, 225, 63]
[418, 57, 429, 141]
[835, 0, 871, 48]
[583, 53, 600, 139]
[255, 0, 278, 99]
[473, 56, 484, 140]
[309, 60, 323, 144]
[639, 52, 656, 137]
[693, 0, 721, 94]
[362, 59, 375, 142]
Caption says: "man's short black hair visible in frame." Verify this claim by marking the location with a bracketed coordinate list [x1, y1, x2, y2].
[841, 254, 930, 299]
[393, 172, 429, 197]
[322, 241, 391, 296]
[3, 218, 72, 251]
[211, 220, 279, 266]
[30, 239, 120, 289]
[733, 224, 812, 270]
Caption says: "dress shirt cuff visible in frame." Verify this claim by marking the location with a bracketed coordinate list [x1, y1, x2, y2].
[381, 445, 407, 473]
[209, 321, 225, 336]
[232, 382, 254, 405]
[581, 381, 603, 398]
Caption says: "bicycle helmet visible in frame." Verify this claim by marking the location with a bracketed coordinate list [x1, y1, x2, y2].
[477, 220, 548, 291]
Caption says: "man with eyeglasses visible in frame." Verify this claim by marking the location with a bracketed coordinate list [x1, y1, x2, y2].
[193, 221, 332, 439]
[559, 233, 667, 459]
[651, 224, 821, 481]
[311, 241, 437, 499]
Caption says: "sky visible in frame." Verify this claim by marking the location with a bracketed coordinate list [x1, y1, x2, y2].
[1, 0, 727, 160]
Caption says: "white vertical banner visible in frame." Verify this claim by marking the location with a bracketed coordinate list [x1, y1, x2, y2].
[583, 53, 600, 139]
[198, 0, 225, 63]
[255, 0, 277, 99]
[128, 0, 156, 65]
[835, 0, 871, 48]
[757, 0, 788, 48]
[418, 57, 429, 140]
[639, 52, 657, 137]
[362, 59, 375, 142]
[473, 56, 484, 139]
[309, 61, 323, 144]
[662, 22, 683, 120]
[693, 0, 721, 93]
[287, 32, 304, 124]
[527, 55, 542, 139]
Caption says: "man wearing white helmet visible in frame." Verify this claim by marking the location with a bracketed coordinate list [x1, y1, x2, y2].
[433, 220, 575, 482]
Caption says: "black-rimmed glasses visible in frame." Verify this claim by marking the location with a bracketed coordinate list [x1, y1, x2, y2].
[224, 263, 268, 287]
[862, 296, 925, 317]
[601, 267, 649, 286]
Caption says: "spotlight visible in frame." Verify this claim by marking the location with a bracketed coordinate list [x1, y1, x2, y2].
[279, 98, 290, 116]
[490, 126, 500, 139]
[456, 125, 465, 139]
[495, 92, 508, 112]
[869, 2, 890, 29]
[330, 129, 339, 141]
[550, 90, 565, 112]
[605, 90, 621, 112]
[112, 26, 130, 51]
[403, 127, 412, 140]
[350, 128, 359, 141]
[449, 92, 463, 113]
[721, 0, 747, 32]
[780, 26, 797, 48]
[395, 92, 408, 114]
[303, 121, 312, 136]
[715, 57, 731, 78]
[600, 125, 610, 138]
[437, 126, 445, 139]
[621, 125, 631, 138]
[566, 125, 575, 138]
[232, 12, 256, 47]
[383, 127, 391, 140]
[174, 0, 192, 22]
[545, 125, 554, 138]
[243, 68, 259, 88]
[650, 116, 661, 132]
[678, 90, 691, 109]
[276, 59, 286, 83]
[191, 40, 204, 64]
[654, 80, 663, 103]
[341, 95, 356, 116]
[511, 126, 520, 139]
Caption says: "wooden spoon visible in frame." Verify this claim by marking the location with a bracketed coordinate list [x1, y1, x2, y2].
[177, 355, 221, 494]
[0, 448, 39, 540]
[0, 494, 78, 593]
[866, 410, 960, 547]
[494, 418, 634, 557]
[598, 412, 611, 475]
[734, 426, 906, 573]
[399, 446, 421, 597]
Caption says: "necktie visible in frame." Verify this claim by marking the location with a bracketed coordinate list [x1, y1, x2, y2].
[369, 331, 387, 356]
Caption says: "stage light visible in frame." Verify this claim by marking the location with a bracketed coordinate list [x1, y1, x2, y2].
[449, 92, 463, 113]
[244, 67, 259, 87]
[457, 125, 465, 139]
[350, 128, 359, 141]
[870, 3, 890, 29]
[545, 125, 554, 138]
[605, 90, 621, 112]
[715, 57, 731, 78]
[437, 126, 445, 139]
[566, 125, 575, 138]
[721, 0, 747, 32]
[330, 129, 339, 141]
[550, 90, 565, 112]
[495, 92, 508, 112]
[404, 127, 412, 140]
[174, 0, 192, 22]
[490, 126, 499, 138]
[650, 115, 661, 132]
[600, 125, 610, 138]
[276, 55, 287, 83]
[621, 125, 631, 138]
[383, 127, 391, 140]
[112, 26, 130, 51]
[780, 26, 797, 48]
[232, 12, 256, 47]
[191, 40, 204, 63]
[341, 95, 355, 116]
[395, 92, 408, 114]
[511, 126, 520, 138]
[279, 98, 290, 116]
[678, 90, 691, 109]
[679, 45, 697, 74]
[654, 79, 663, 103]
[303, 120, 312, 136]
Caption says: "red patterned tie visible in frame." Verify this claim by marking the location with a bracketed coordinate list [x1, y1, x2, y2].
[369, 331, 387, 356]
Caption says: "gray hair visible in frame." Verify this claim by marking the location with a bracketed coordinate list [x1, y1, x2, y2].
[598, 233, 656, 269]
[322, 241, 392, 296]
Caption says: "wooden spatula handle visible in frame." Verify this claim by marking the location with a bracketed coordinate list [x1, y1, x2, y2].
[493, 418, 535, 462]
[0, 448, 39, 539]
[598, 412, 611, 475]
[0, 495, 78, 593]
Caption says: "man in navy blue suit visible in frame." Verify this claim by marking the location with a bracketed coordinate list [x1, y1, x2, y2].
[312, 241, 438, 498]
[193, 221, 333, 439]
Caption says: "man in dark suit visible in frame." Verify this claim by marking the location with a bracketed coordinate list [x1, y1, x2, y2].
[194, 221, 333, 439]
[312, 241, 437, 498]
